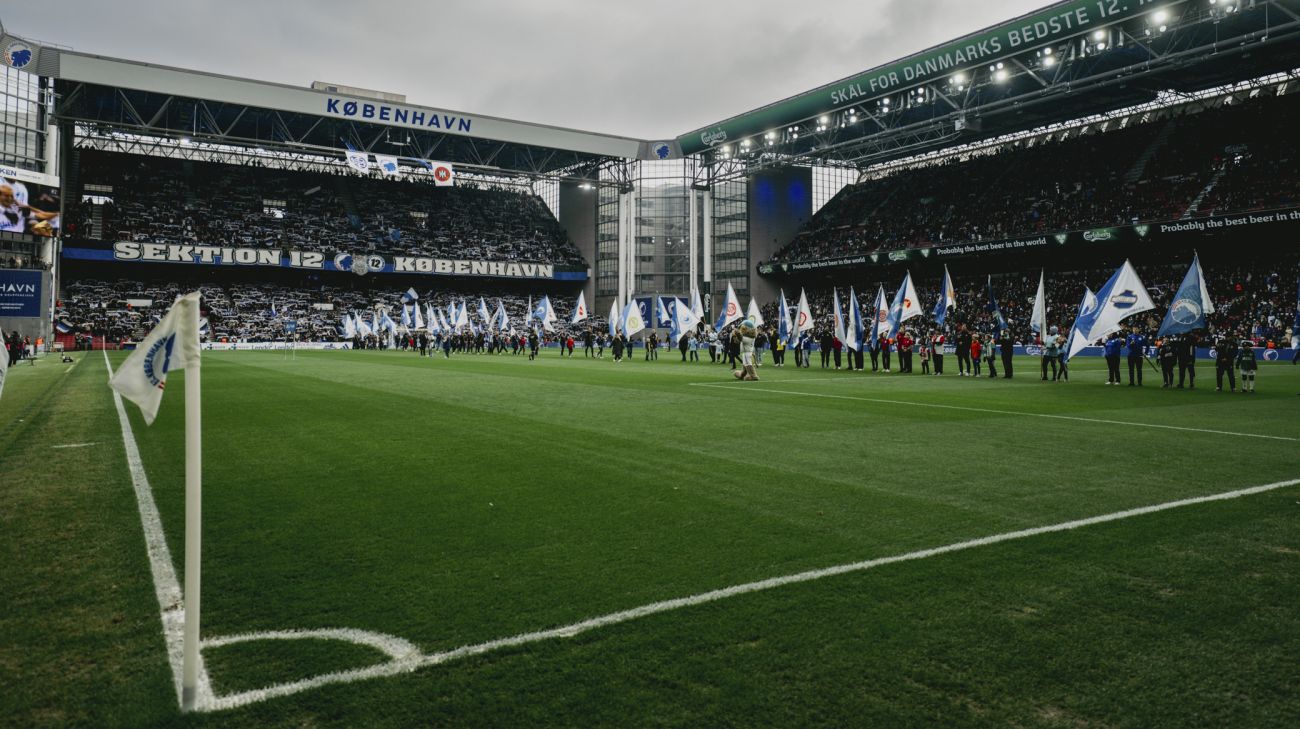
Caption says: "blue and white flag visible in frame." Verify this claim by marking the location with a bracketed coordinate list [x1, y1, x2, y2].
[55, 320, 72, 334]
[538, 295, 558, 332]
[109, 292, 201, 425]
[1065, 287, 1097, 359]
[608, 296, 620, 337]
[402, 287, 420, 304]
[355, 311, 373, 337]
[622, 300, 646, 338]
[495, 299, 509, 331]
[671, 296, 701, 344]
[400, 305, 413, 328]
[985, 276, 1006, 330]
[343, 143, 371, 174]
[478, 297, 492, 325]
[1157, 254, 1214, 337]
[715, 283, 743, 330]
[413, 302, 425, 330]
[571, 291, 588, 325]
[456, 301, 470, 330]
[341, 313, 357, 339]
[777, 289, 792, 346]
[933, 265, 956, 326]
[657, 296, 672, 327]
[887, 272, 921, 337]
[869, 286, 888, 345]
[374, 154, 401, 177]
[1067, 260, 1154, 359]
[846, 287, 865, 352]
[270, 301, 278, 318]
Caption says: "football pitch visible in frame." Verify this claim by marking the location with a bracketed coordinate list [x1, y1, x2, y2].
[3, 349, 1298, 727]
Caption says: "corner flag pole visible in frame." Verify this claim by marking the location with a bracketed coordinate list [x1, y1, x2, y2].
[181, 299, 203, 711]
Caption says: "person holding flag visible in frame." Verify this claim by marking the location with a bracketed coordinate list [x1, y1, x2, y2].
[1066, 260, 1156, 362]
[715, 283, 743, 331]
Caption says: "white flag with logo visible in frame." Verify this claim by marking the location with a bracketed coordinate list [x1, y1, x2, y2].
[424, 160, 456, 187]
[1069, 260, 1155, 360]
[109, 292, 201, 425]
[715, 284, 743, 329]
[746, 297, 765, 327]
[571, 291, 589, 324]
[345, 149, 371, 174]
[374, 154, 401, 176]
[794, 288, 815, 337]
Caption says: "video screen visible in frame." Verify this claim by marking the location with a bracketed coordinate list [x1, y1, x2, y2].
[0, 176, 60, 238]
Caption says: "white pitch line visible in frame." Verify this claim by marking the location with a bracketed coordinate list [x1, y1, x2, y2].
[103, 350, 215, 708]
[199, 476, 1300, 713]
[689, 382, 1300, 442]
[51, 442, 98, 449]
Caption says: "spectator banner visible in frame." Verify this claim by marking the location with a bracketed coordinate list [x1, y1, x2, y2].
[65, 242, 587, 281]
[760, 207, 1300, 275]
[0, 269, 43, 317]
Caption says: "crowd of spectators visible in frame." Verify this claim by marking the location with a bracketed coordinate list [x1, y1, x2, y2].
[56, 279, 605, 344]
[772, 92, 1300, 262]
[67, 151, 587, 267]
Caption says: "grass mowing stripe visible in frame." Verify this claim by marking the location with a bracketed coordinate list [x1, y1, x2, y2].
[689, 382, 1300, 441]
[202, 476, 1299, 713]
[102, 349, 215, 710]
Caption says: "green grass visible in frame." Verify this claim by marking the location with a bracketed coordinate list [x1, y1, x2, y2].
[2, 349, 1298, 727]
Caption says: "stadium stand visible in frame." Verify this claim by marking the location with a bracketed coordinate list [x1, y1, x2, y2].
[771, 93, 1300, 263]
[68, 151, 586, 266]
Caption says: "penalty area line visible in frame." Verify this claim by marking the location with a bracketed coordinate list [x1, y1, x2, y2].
[201, 476, 1300, 712]
[688, 381, 1300, 442]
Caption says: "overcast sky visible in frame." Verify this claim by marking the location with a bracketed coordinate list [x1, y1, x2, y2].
[5, 0, 1049, 139]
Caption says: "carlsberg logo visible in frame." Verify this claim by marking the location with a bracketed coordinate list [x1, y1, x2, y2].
[701, 128, 728, 146]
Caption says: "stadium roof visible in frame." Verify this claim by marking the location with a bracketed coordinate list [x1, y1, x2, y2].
[677, 0, 1300, 167]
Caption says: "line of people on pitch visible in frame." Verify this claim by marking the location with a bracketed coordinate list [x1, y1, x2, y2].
[1096, 328, 1260, 392]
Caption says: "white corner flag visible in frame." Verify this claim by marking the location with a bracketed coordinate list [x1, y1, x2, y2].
[107, 290, 206, 711]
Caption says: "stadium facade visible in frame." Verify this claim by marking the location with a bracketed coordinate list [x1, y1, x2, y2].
[2, 0, 1299, 343]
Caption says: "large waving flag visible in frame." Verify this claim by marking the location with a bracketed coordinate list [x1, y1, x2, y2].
[400, 304, 413, 328]
[270, 301, 278, 319]
[402, 287, 420, 304]
[1031, 270, 1047, 336]
[715, 283, 743, 329]
[622, 299, 646, 338]
[985, 276, 1006, 330]
[933, 265, 956, 326]
[109, 292, 201, 425]
[655, 296, 672, 327]
[794, 288, 815, 339]
[1067, 260, 1155, 359]
[1157, 254, 1214, 337]
[690, 288, 705, 320]
[845, 287, 864, 352]
[478, 297, 492, 325]
[671, 296, 702, 344]
[608, 296, 620, 337]
[355, 311, 373, 337]
[413, 302, 425, 330]
[571, 291, 589, 325]
[832, 288, 846, 343]
[341, 313, 358, 339]
[426, 304, 438, 333]
[1065, 287, 1097, 359]
[777, 289, 793, 346]
[746, 297, 765, 327]
[869, 286, 888, 344]
[536, 295, 558, 332]
[495, 300, 509, 331]
[887, 272, 921, 337]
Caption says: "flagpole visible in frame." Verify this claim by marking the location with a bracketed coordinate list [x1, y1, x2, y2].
[181, 298, 203, 711]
